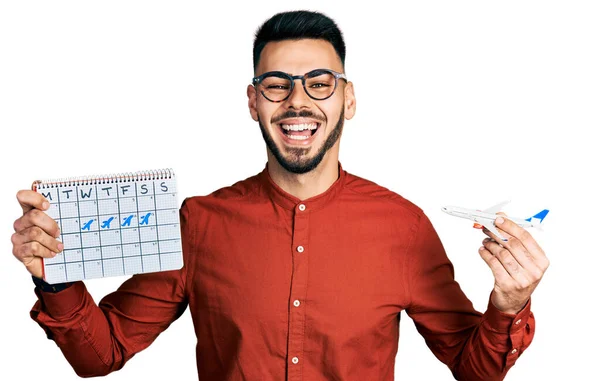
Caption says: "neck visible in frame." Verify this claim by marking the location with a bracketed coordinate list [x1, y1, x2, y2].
[266, 154, 340, 200]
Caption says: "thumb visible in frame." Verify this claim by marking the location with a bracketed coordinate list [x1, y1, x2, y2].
[17, 189, 50, 215]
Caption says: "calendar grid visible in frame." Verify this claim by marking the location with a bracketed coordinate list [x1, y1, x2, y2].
[52, 248, 181, 264]
[134, 182, 144, 273]
[51, 226, 178, 249]
[75, 189, 87, 280]
[36, 169, 183, 284]
[152, 181, 163, 270]
[55, 184, 67, 282]
[94, 183, 105, 277]
[116, 183, 126, 275]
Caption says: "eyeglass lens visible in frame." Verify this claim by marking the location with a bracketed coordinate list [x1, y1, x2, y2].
[260, 71, 337, 101]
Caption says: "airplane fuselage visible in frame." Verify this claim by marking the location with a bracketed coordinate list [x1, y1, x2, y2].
[442, 206, 535, 228]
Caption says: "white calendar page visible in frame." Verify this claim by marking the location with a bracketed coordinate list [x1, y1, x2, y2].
[35, 172, 183, 284]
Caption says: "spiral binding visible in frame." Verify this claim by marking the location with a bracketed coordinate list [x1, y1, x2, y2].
[33, 168, 175, 189]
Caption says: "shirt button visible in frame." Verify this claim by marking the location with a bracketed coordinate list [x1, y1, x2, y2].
[293, 300, 300, 307]
[515, 319, 522, 325]
[298, 204, 306, 211]
[511, 348, 518, 355]
[297, 245, 304, 253]
[292, 357, 299, 364]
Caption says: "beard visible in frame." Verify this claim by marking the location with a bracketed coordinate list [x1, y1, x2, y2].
[258, 105, 345, 174]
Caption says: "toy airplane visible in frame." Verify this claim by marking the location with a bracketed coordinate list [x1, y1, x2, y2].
[441, 201, 549, 241]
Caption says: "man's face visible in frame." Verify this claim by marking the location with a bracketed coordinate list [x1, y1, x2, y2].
[247, 39, 355, 174]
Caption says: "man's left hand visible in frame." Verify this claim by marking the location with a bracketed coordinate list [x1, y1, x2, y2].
[479, 214, 550, 314]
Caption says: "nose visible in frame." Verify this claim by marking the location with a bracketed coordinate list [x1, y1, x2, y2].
[285, 79, 312, 109]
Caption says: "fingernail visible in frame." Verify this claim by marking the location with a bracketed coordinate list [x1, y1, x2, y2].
[496, 217, 504, 224]
[57, 243, 64, 251]
[483, 238, 491, 244]
[42, 201, 50, 210]
[479, 246, 485, 252]
[56, 229, 61, 237]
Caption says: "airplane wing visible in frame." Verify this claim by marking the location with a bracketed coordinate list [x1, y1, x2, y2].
[483, 200, 511, 214]
[481, 221, 508, 241]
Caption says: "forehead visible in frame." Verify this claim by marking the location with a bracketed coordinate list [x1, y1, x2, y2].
[257, 39, 343, 75]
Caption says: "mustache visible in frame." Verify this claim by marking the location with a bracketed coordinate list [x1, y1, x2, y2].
[271, 110, 326, 124]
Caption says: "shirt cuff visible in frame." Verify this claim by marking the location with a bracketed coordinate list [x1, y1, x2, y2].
[481, 294, 532, 334]
[31, 275, 74, 293]
[33, 280, 87, 320]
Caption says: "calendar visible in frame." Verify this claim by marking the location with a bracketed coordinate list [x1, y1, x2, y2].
[33, 169, 183, 284]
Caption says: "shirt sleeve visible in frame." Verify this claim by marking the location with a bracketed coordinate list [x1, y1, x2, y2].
[404, 212, 535, 381]
[29, 199, 193, 377]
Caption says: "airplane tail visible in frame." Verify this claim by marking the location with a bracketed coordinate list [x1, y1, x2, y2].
[525, 209, 549, 228]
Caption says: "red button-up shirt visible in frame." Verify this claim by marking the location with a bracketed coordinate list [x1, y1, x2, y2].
[31, 161, 534, 380]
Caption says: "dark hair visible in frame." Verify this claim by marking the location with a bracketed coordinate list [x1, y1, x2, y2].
[253, 10, 346, 72]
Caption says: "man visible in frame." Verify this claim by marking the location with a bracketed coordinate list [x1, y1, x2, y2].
[12, 10, 548, 381]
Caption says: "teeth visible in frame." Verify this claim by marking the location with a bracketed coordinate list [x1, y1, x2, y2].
[286, 134, 310, 140]
[281, 123, 318, 131]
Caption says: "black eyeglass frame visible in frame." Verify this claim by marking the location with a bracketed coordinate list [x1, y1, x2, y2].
[252, 68, 348, 102]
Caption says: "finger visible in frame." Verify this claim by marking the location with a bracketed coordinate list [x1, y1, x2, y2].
[482, 238, 531, 286]
[478, 245, 512, 285]
[13, 208, 61, 238]
[485, 226, 543, 273]
[482, 228, 545, 286]
[16, 189, 50, 215]
[493, 215, 546, 260]
[22, 256, 43, 279]
[482, 221, 528, 252]
[12, 241, 58, 263]
[11, 226, 64, 254]
[491, 216, 550, 271]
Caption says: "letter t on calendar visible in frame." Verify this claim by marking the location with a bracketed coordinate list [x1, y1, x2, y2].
[33, 169, 184, 284]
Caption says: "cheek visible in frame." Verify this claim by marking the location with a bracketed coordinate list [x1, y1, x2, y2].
[256, 102, 280, 124]
[320, 101, 343, 123]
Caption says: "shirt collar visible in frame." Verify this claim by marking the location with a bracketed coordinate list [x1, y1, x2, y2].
[259, 161, 347, 212]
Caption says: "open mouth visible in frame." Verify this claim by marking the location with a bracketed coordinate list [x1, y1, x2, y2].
[278, 122, 320, 141]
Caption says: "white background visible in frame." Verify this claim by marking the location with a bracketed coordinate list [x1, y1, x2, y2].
[1, 1, 598, 380]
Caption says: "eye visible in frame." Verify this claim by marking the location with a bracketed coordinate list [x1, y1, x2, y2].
[267, 84, 290, 90]
[310, 83, 331, 88]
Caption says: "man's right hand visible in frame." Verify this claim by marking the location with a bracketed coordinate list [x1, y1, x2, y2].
[12, 190, 63, 279]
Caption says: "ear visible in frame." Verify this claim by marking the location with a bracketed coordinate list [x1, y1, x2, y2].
[343, 81, 356, 120]
[247, 85, 259, 121]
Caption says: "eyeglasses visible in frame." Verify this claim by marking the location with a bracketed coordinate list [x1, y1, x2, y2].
[252, 68, 348, 102]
